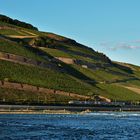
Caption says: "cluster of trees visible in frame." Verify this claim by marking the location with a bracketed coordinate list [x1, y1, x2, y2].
[33, 36, 59, 48]
[0, 14, 38, 30]
[96, 52, 112, 63]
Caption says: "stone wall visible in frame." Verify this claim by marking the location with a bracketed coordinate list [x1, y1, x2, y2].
[81, 65, 88, 68]
[0, 26, 18, 30]
[0, 81, 111, 102]
[98, 95, 111, 102]
[75, 59, 98, 70]
[3, 81, 22, 90]
[54, 57, 74, 64]
[0, 51, 57, 70]
[0, 52, 37, 64]
[38, 87, 54, 94]
[0, 81, 90, 100]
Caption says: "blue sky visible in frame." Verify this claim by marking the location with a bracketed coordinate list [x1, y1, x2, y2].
[0, 0, 140, 65]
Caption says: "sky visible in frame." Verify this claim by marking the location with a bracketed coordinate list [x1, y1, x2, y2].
[0, 0, 140, 65]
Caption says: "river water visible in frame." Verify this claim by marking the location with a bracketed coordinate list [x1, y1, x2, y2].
[0, 112, 140, 140]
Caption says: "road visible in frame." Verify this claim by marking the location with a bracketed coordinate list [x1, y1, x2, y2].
[0, 105, 140, 112]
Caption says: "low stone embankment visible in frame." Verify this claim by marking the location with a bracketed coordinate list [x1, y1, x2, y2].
[0, 81, 90, 100]
[54, 57, 110, 70]
[54, 57, 74, 64]
[0, 26, 18, 30]
[0, 51, 59, 70]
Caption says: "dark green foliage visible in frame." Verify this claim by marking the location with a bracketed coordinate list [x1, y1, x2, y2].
[0, 14, 38, 30]
[32, 36, 60, 48]
[112, 62, 133, 74]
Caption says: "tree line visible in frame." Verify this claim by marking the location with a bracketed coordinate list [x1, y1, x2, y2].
[0, 14, 38, 30]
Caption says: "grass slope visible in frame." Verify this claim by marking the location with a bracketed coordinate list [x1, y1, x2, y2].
[0, 60, 93, 95]
[0, 18, 140, 102]
[0, 38, 45, 61]
[97, 83, 140, 101]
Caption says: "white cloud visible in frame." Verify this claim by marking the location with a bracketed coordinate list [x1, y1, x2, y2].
[109, 44, 140, 50]
[100, 41, 140, 51]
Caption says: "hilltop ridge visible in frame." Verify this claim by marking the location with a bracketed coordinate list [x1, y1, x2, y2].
[0, 14, 38, 30]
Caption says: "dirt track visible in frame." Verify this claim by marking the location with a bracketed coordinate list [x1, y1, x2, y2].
[7, 35, 37, 38]
[122, 85, 140, 95]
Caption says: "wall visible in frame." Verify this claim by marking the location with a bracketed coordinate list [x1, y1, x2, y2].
[0, 81, 90, 100]
[0, 51, 57, 70]
[0, 26, 18, 30]
[54, 57, 74, 64]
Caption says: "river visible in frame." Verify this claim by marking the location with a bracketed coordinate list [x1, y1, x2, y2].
[0, 112, 140, 140]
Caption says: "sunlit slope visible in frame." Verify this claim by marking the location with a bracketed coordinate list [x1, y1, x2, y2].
[0, 15, 140, 103]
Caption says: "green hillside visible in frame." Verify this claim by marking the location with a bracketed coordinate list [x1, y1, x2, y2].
[0, 14, 140, 105]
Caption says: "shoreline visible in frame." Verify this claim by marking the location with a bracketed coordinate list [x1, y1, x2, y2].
[0, 110, 75, 114]
[0, 110, 140, 114]
[0, 104, 140, 114]
[0, 109, 93, 114]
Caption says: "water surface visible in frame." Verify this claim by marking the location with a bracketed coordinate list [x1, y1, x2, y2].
[0, 112, 140, 140]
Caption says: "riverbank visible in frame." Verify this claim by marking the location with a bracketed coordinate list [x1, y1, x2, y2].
[0, 109, 76, 114]
[0, 105, 140, 114]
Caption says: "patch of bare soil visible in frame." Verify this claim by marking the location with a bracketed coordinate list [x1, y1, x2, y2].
[122, 86, 140, 94]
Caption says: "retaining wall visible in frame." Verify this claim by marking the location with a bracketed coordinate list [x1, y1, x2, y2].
[0, 81, 91, 100]
[54, 57, 74, 64]
[0, 26, 18, 30]
[0, 51, 59, 70]
[0, 81, 111, 101]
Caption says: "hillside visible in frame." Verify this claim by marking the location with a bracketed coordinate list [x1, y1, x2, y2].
[0, 14, 140, 105]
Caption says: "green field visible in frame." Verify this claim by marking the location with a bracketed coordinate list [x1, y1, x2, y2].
[72, 64, 132, 83]
[0, 29, 25, 35]
[0, 38, 47, 61]
[40, 47, 72, 58]
[0, 60, 94, 95]
[97, 83, 140, 101]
